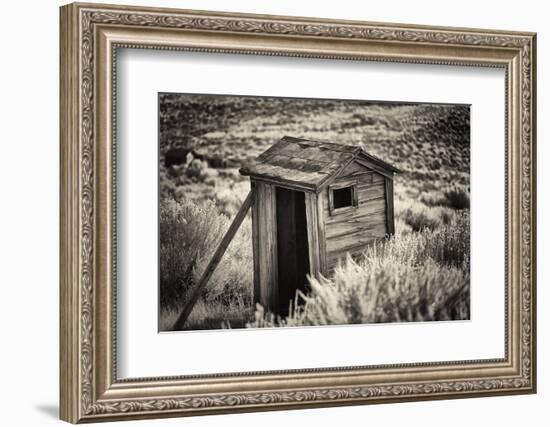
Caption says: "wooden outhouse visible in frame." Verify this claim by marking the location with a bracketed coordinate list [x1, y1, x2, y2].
[239, 136, 399, 315]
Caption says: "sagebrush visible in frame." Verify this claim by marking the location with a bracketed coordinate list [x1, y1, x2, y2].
[159, 198, 253, 330]
[249, 212, 470, 327]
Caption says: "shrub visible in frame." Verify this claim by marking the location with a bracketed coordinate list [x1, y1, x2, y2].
[443, 187, 470, 210]
[248, 214, 470, 328]
[419, 191, 443, 207]
[397, 200, 443, 232]
[419, 187, 470, 211]
[248, 256, 469, 327]
[395, 218, 412, 235]
[396, 198, 459, 232]
[159, 198, 253, 328]
[400, 206, 440, 232]
[373, 210, 469, 268]
[161, 299, 254, 331]
[185, 159, 208, 179]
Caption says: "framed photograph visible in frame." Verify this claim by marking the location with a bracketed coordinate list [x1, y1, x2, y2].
[60, 2, 537, 423]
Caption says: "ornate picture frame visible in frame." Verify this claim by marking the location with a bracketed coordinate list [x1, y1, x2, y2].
[60, 2, 536, 423]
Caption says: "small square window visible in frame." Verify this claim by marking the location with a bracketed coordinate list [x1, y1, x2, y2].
[333, 186, 353, 209]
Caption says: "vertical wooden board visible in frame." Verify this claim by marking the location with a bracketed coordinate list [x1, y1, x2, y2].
[305, 192, 321, 279]
[255, 181, 278, 312]
[327, 183, 334, 215]
[385, 176, 395, 235]
[251, 181, 260, 304]
[266, 184, 279, 311]
[256, 182, 267, 308]
[317, 191, 328, 275]
[293, 191, 310, 298]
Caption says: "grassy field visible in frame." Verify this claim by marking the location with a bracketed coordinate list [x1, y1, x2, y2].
[158, 93, 470, 331]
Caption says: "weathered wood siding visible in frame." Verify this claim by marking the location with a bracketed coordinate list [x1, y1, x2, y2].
[251, 180, 278, 311]
[384, 176, 395, 235]
[323, 163, 388, 271]
[304, 192, 321, 279]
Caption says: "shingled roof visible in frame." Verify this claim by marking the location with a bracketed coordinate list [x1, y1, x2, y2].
[239, 136, 399, 191]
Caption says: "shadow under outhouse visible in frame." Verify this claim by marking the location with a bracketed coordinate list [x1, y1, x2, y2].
[239, 136, 400, 317]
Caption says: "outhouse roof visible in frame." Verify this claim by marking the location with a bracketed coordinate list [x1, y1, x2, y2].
[239, 136, 400, 191]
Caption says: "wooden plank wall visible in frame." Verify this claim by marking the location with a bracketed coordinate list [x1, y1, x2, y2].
[251, 180, 278, 311]
[385, 176, 395, 235]
[316, 194, 327, 275]
[323, 165, 388, 271]
[304, 192, 321, 279]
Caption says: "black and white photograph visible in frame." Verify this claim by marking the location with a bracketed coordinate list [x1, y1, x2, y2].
[158, 93, 471, 332]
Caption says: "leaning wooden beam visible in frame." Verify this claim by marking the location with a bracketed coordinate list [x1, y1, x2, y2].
[172, 190, 254, 331]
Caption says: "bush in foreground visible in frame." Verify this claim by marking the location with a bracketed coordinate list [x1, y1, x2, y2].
[248, 213, 470, 328]
[159, 198, 253, 330]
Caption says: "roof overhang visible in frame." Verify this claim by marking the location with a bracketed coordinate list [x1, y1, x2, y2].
[239, 168, 318, 193]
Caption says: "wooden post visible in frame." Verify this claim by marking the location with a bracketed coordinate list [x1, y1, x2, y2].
[172, 190, 254, 331]
[251, 181, 278, 312]
[304, 192, 321, 280]
[316, 191, 327, 275]
[384, 176, 395, 235]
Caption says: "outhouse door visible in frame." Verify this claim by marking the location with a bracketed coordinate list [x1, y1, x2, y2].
[275, 187, 310, 316]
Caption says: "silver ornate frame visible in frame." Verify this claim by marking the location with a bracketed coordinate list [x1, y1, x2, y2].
[60, 2, 536, 423]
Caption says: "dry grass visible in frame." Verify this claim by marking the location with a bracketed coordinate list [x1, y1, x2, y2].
[160, 300, 255, 331]
[159, 198, 253, 331]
